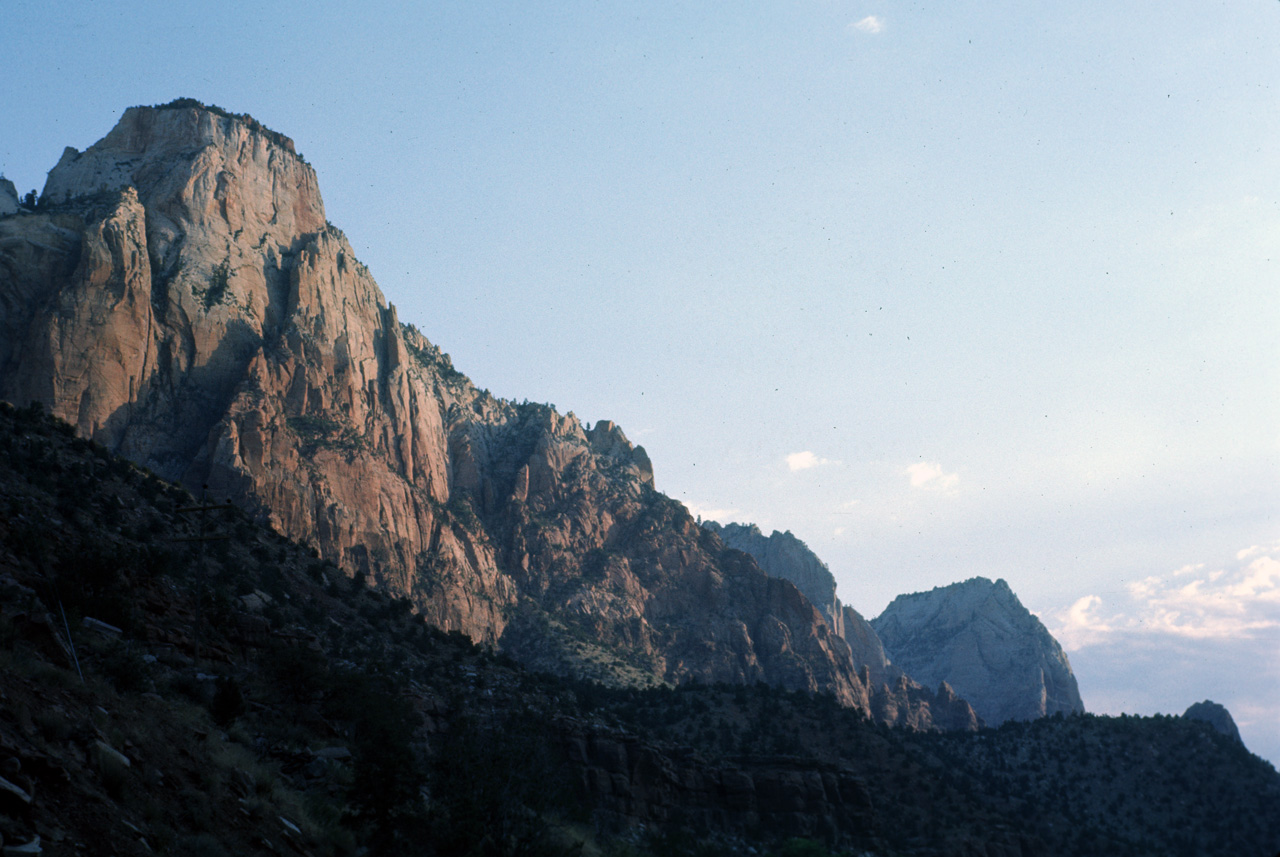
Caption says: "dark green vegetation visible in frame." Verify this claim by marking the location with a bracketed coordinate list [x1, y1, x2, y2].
[401, 324, 468, 387]
[199, 259, 231, 310]
[0, 402, 1277, 856]
[286, 414, 369, 456]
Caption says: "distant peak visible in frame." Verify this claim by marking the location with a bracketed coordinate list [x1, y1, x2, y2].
[873, 575, 1084, 724]
[895, 576, 997, 600]
[1184, 700, 1243, 744]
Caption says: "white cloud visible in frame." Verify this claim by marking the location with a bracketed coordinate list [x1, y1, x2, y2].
[1053, 594, 1119, 649]
[786, 451, 837, 472]
[1066, 631, 1280, 765]
[1048, 542, 1280, 766]
[904, 461, 959, 491]
[1049, 543, 1280, 649]
[680, 501, 740, 524]
[850, 15, 884, 34]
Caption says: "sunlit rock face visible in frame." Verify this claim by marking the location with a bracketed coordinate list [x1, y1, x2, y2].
[0, 101, 891, 712]
[872, 577, 1085, 725]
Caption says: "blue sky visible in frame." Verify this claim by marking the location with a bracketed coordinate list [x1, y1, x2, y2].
[4, 0, 1277, 763]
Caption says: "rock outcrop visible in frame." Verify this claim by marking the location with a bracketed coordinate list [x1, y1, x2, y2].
[0, 100, 886, 712]
[703, 522, 896, 679]
[1183, 700, 1244, 745]
[703, 521, 979, 731]
[872, 577, 1084, 725]
[841, 604, 891, 686]
[704, 523, 843, 632]
[0, 180, 19, 216]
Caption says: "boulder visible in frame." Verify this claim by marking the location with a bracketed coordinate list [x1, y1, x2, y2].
[0, 179, 19, 216]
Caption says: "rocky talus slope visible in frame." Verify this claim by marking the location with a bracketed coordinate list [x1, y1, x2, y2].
[872, 577, 1085, 725]
[0, 101, 883, 710]
[705, 521, 979, 731]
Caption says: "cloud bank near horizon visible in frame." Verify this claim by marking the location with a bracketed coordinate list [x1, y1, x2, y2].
[1051, 544, 1280, 649]
[1048, 542, 1280, 767]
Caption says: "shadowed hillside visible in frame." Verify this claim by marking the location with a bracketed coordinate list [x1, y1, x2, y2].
[1, 403, 1277, 856]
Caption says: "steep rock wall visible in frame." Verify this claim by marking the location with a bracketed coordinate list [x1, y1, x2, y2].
[0, 102, 884, 711]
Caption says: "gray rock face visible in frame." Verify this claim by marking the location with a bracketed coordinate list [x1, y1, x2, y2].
[705, 523, 842, 630]
[703, 522, 895, 682]
[0, 179, 19, 216]
[701, 521, 979, 730]
[1184, 700, 1243, 744]
[872, 577, 1084, 725]
[840, 604, 891, 686]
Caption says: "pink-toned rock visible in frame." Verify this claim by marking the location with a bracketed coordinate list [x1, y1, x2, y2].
[0, 102, 892, 707]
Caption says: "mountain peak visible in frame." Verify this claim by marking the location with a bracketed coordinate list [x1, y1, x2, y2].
[41, 101, 325, 243]
[1, 103, 877, 709]
[1184, 700, 1244, 744]
[873, 577, 1084, 725]
[150, 98, 303, 157]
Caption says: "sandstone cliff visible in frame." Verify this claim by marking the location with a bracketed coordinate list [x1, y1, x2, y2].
[704, 523, 844, 634]
[702, 522, 895, 678]
[0, 101, 884, 711]
[704, 521, 979, 731]
[872, 577, 1085, 725]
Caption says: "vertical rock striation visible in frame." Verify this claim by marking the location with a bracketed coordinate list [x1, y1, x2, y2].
[0, 101, 901, 715]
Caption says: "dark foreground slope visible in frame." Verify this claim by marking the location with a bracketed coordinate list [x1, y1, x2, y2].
[1, 404, 1278, 857]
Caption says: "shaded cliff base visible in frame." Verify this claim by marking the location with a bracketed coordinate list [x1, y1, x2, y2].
[1, 404, 1278, 857]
